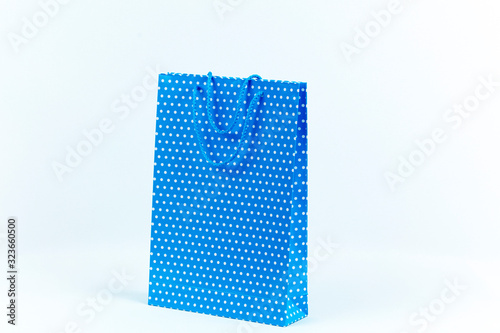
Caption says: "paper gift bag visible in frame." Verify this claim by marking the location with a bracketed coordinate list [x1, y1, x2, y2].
[148, 72, 308, 326]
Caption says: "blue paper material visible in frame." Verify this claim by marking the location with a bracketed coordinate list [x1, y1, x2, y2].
[148, 72, 308, 326]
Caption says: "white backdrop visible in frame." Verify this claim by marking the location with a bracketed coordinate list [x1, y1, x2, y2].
[1, 0, 500, 332]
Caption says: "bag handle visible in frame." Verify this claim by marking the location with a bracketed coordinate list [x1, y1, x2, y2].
[192, 72, 264, 167]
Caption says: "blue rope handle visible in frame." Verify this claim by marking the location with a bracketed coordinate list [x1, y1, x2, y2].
[205, 72, 262, 134]
[192, 72, 264, 167]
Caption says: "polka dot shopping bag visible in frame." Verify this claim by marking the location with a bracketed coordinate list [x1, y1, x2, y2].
[148, 72, 308, 326]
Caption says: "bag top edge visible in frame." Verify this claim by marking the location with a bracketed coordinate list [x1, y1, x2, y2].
[158, 72, 306, 85]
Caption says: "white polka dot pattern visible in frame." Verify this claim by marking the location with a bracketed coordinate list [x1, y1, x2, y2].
[148, 72, 308, 327]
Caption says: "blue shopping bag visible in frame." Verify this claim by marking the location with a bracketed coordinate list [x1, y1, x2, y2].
[148, 72, 308, 326]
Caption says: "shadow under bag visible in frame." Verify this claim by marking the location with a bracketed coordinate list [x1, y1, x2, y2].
[148, 72, 308, 326]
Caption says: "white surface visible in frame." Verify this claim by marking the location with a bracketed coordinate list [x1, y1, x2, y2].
[1, 0, 500, 332]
